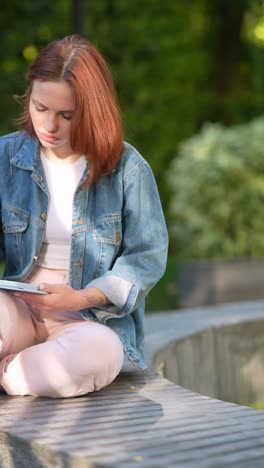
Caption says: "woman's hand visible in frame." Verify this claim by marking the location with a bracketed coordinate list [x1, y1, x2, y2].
[12, 283, 109, 313]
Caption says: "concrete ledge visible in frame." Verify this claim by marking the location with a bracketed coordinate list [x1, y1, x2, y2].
[145, 300, 264, 405]
[1, 301, 264, 467]
[2, 369, 264, 467]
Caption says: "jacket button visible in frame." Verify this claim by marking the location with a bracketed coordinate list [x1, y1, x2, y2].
[116, 232, 121, 242]
[41, 213, 47, 221]
[74, 261, 83, 267]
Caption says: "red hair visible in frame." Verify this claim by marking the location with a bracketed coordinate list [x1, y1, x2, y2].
[20, 35, 125, 184]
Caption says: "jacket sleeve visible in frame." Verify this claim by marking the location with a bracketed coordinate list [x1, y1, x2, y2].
[0, 204, 5, 265]
[86, 160, 169, 320]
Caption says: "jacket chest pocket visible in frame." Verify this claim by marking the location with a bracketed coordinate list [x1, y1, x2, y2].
[2, 207, 30, 262]
[93, 217, 122, 245]
[2, 207, 29, 233]
[92, 217, 122, 274]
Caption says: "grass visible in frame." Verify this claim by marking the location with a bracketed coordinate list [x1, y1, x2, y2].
[249, 402, 264, 410]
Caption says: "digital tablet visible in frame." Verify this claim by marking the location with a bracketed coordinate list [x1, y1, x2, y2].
[0, 280, 48, 295]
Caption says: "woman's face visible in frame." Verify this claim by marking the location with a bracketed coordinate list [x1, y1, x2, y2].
[29, 80, 76, 158]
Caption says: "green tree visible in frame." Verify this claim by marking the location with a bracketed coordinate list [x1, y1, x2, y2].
[0, 0, 70, 133]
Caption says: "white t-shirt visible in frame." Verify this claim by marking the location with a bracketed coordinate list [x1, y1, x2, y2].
[36, 152, 87, 269]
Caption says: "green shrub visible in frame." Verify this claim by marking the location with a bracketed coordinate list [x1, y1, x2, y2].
[168, 116, 264, 259]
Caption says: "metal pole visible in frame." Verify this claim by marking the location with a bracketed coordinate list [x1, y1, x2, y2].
[72, 0, 83, 35]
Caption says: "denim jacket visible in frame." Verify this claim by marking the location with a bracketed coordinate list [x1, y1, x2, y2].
[0, 131, 168, 369]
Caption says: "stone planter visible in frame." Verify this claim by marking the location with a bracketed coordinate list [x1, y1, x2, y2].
[179, 258, 264, 308]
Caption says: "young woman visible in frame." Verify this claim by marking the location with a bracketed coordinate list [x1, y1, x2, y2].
[0, 34, 168, 398]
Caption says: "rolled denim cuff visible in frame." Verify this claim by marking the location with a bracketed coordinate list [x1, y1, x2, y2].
[86, 275, 138, 315]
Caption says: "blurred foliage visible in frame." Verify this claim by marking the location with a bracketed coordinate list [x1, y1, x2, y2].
[145, 255, 179, 312]
[0, 0, 71, 133]
[168, 116, 264, 259]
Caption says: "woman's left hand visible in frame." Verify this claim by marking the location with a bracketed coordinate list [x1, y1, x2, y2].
[12, 283, 109, 312]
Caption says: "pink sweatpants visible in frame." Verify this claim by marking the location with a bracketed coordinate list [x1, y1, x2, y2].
[0, 267, 124, 398]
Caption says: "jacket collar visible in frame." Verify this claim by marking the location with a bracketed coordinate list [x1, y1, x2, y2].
[10, 132, 40, 170]
[10, 132, 91, 185]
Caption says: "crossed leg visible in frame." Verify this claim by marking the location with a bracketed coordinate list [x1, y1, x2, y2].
[0, 291, 124, 398]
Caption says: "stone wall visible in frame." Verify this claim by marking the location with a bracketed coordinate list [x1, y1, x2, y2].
[145, 301, 264, 406]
